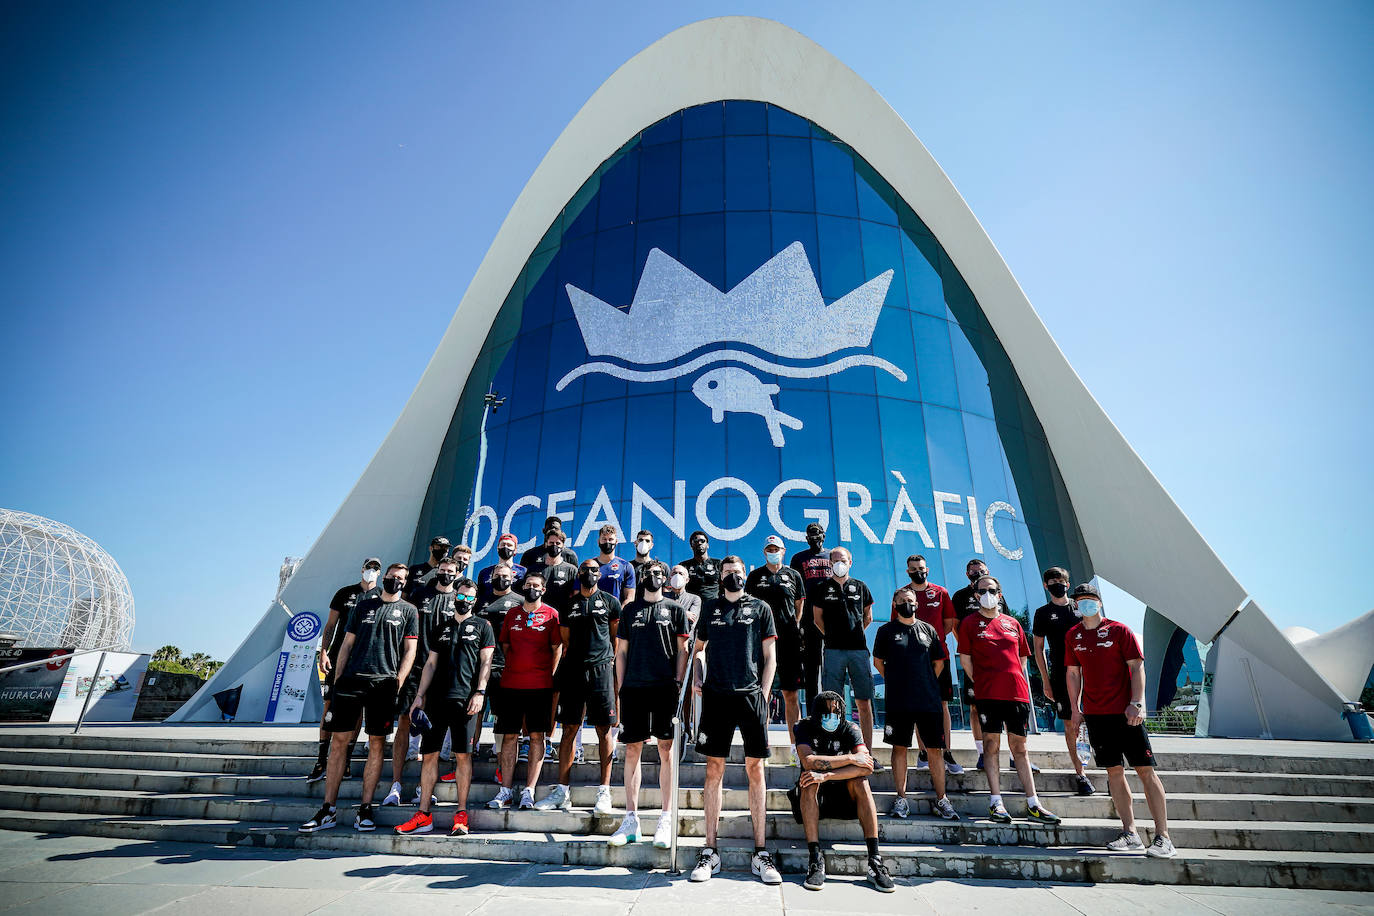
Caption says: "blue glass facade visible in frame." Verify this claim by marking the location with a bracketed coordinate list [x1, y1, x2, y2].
[412, 101, 1091, 622]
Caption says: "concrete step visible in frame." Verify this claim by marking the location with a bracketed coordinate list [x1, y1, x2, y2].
[3, 785, 1369, 853]
[0, 807, 1368, 891]
[6, 763, 1371, 824]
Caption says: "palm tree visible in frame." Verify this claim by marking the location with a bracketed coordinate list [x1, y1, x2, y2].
[153, 645, 182, 664]
[185, 652, 212, 675]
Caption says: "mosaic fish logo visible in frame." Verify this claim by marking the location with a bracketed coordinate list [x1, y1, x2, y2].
[555, 242, 906, 447]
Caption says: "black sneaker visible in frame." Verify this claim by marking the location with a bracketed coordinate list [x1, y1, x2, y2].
[988, 802, 1012, 824]
[354, 803, 376, 832]
[341, 755, 354, 780]
[1027, 803, 1061, 825]
[867, 855, 896, 893]
[305, 761, 327, 784]
[804, 857, 826, 891]
[299, 804, 337, 833]
[1075, 774, 1096, 796]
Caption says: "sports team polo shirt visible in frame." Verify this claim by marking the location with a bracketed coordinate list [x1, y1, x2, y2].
[872, 619, 947, 715]
[956, 611, 1032, 703]
[343, 595, 419, 681]
[808, 577, 873, 651]
[1032, 601, 1078, 677]
[499, 604, 561, 689]
[1065, 619, 1144, 715]
[433, 615, 496, 701]
[561, 589, 622, 667]
[694, 594, 777, 693]
[619, 598, 690, 689]
[909, 584, 956, 634]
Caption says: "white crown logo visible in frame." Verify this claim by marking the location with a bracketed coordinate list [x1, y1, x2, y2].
[555, 242, 906, 447]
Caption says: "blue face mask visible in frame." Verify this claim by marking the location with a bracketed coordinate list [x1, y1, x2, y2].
[1077, 599, 1101, 617]
[821, 713, 841, 732]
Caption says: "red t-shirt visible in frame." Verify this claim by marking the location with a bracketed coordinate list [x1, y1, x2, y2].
[1064, 619, 1143, 715]
[499, 604, 561, 689]
[956, 612, 1031, 703]
[904, 584, 955, 634]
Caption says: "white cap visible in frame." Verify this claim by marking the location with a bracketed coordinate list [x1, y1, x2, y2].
[764, 535, 785, 549]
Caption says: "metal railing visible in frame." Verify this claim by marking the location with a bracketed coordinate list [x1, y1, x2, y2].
[666, 632, 698, 875]
[0, 647, 119, 734]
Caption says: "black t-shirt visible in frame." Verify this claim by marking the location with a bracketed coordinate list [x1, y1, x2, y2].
[432, 614, 496, 701]
[560, 589, 622, 668]
[618, 598, 689, 689]
[630, 555, 661, 586]
[1032, 601, 1078, 677]
[683, 556, 721, 602]
[695, 595, 777, 693]
[478, 592, 523, 674]
[327, 583, 370, 660]
[873, 619, 947, 714]
[519, 544, 579, 570]
[794, 718, 864, 757]
[412, 584, 459, 663]
[745, 565, 805, 636]
[343, 595, 419, 680]
[789, 548, 832, 634]
[952, 583, 1010, 622]
[807, 577, 874, 651]
[530, 560, 578, 611]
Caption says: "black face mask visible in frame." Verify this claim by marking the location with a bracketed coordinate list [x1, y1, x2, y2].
[523, 587, 544, 604]
[435, 572, 456, 586]
[722, 572, 745, 592]
[807, 535, 825, 550]
[692, 540, 708, 557]
[431, 547, 447, 561]
[452, 557, 469, 573]
[897, 602, 917, 619]
[909, 570, 927, 585]
[493, 577, 513, 592]
[598, 541, 615, 555]
[546, 542, 561, 557]
[579, 568, 599, 589]
[967, 569, 985, 582]
[497, 545, 514, 560]
[1047, 582, 1068, 598]
[382, 575, 405, 595]
[644, 571, 666, 592]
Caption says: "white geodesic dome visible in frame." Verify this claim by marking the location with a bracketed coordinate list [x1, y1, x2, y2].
[0, 509, 135, 650]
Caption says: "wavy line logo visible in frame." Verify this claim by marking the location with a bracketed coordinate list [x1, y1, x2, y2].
[556, 242, 906, 446]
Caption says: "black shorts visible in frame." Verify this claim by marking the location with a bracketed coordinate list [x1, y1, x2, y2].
[557, 660, 616, 727]
[802, 627, 824, 699]
[775, 625, 805, 692]
[620, 682, 679, 743]
[420, 697, 480, 754]
[325, 676, 398, 736]
[936, 664, 954, 703]
[696, 688, 768, 759]
[396, 671, 422, 717]
[884, 707, 945, 749]
[977, 698, 1030, 737]
[961, 676, 977, 708]
[494, 686, 553, 735]
[1085, 713, 1156, 769]
[1048, 670, 1072, 721]
[788, 780, 859, 822]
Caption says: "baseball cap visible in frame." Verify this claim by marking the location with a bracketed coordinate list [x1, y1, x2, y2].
[543, 516, 564, 533]
[498, 533, 518, 545]
[430, 535, 450, 548]
[764, 535, 785, 550]
[1069, 584, 1101, 602]
[362, 557, 382, 570]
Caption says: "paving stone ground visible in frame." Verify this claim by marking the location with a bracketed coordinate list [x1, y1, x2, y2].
[0, 829, 1370, 915]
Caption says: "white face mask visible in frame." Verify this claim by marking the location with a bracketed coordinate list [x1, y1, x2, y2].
[978, 591, 1000, 610]
[636, 540, 651, 556]
[669, 572, 687, 590]
[832, 561, 850, 578]
[1076, 599, 1101, 617]
[362, 569, 379, 584]
[764, 550, 782, 567]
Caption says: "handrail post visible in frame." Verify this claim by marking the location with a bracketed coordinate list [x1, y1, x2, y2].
[667, 633, 696, 876]
[73, 651, 107, 735]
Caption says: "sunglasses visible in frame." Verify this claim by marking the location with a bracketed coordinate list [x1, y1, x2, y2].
[975, 587, 999, 595]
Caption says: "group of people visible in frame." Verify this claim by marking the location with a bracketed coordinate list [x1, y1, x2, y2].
[294, 515, 1174, 894]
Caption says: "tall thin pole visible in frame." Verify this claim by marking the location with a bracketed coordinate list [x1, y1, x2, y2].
[73, 651, 107, 735]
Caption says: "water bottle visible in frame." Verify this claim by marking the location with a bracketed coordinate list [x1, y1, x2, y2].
[1076, 724, 1091, 766]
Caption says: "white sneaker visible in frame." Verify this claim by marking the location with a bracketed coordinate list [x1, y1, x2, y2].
[593, 785, 615, 815]
[890, 796, 910, 819]
[487, 787, 513, 809]
[439, 731, 453, 761]
[411, 787, 436, 807]
[406, 735, 422, 762]
[652, 814, 673, 848]
[752, 850, 782, 885]
[690, 847, 721, 882]
[518, 787, 535, 809]
[535, 785, 571, 811]
[607, 813, 639, 846]
[381, 781, 402, 806]
[916, 754, 929, 770]
[573, 746, 586, 765]
[1107, 830, 1145, 851]
[943, 752, 964, 775]
[1146, 835, 1177, 859]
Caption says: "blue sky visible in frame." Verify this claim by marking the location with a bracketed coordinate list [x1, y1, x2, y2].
[1, 2, 1370, 659]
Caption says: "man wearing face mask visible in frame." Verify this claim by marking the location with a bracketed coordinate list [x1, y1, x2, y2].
[449, 544, 473, 578]
[489, 572, 562, 811]
[690, 557, 779, 886]
[792, 690, 893, 893]
[385, 556, 462, 807]
[520, 516, 579, 569]
[472, 563, 523, 762]
[874, 589, 959, 822]
[478, 534, 528, 604]
[538, 558, 622, 813]
[300, 564, 418, 834]
[682, 530, 720, 603]
[1065, 584, 1174, 858]
[790, 522, 831, 708]
[1033, 567, 1094, 795]
[808, 547, 877, 758]
[629, 529, 658, 588]
[897, 555, 963, 775]
[307, 558, 381, 784]
[525, 528, 578, 611]
[592, 525, 637, 604]
[409, 536, 450, 588]
[951, 559, 1004, 768]
[665, 563, 703, 749]
[956, 575, 1059, 825]
[607, 560, 689, 848]
[746, 535, 807, 754]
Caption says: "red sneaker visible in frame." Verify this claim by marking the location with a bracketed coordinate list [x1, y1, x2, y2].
[440, 770, 457, 783]
[450, 810, 470, 836]
[395, 811, 433, 835]
[495, 767, 503, 785]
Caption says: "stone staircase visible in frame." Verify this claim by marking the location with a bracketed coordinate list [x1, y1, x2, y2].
[0, 727, 1370, 890]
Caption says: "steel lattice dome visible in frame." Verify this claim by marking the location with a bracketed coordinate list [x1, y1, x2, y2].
[0, 509, 134, 650]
